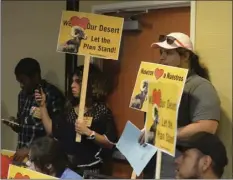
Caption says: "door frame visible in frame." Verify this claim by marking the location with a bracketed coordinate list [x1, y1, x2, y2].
[91, 1, 196, 66]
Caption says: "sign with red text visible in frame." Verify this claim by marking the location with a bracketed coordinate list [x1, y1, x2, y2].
[1, 149, 15, 160]
[129, 61, 188, 156]
[145, 82, 180, 156]
[129, 61, 188, 112]
[7, 165, 57, 179]
[1, 149, 28, 163]
[57, 11, 124, 60]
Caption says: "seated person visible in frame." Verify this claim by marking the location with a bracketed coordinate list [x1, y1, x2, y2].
[27, 136, 82, 179]
[175, 132, 228, 179]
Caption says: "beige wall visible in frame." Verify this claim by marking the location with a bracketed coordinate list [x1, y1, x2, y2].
[80, 1, 117, 12]
[1, 1, 66, 149]
[195, 1, 232, 178]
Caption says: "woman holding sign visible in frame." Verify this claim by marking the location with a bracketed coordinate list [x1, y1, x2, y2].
[35, 64, 117, 176]
[140, 32, 220, 178]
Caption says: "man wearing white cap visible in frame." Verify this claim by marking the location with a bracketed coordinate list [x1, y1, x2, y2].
[140, 32, 221, 178]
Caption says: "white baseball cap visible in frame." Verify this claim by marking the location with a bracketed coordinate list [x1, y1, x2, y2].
[151, 32, 194, 52]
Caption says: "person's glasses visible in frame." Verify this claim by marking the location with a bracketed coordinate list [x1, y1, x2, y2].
[159, 35, 185, 48]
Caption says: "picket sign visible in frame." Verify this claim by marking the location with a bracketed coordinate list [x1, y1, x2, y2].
[129, 61, 188, 178]
[57, 11, 124, 142]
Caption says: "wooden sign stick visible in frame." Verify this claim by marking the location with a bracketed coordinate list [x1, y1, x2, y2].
[155, 150, 162, 179]
[76, 55, 91, 142]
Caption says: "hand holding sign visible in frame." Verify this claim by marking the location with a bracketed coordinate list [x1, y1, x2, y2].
[75, 117, 92, 136]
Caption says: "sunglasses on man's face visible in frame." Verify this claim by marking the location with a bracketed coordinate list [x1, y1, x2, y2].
[159, 35, 185, 48]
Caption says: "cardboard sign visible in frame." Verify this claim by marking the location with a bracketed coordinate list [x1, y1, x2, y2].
[1, 149, 28, 163]
[129, 61, 188, 156]
[145, 82, 181, 156]
[1, 150, 15, 160]
[7, 164, 57, 179]
[57, 11, 124, 60]
[129, 61, 188, 112]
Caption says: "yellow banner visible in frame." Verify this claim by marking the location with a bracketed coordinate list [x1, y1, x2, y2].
[57, 11, 124, 60]
[1, 149, 28, 163]
[7, 164, 57, 179]
[145, 82, 180, 156]
[129, 61, 188, 112]
[1, 149, 15, 160]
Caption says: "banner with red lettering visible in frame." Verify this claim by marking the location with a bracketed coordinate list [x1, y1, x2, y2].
[57, 11, 124, 60]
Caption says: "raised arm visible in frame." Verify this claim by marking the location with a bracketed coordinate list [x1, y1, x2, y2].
[35, 88, 65, 135]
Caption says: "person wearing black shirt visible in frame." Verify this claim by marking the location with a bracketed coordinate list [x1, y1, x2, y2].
[35, 64, 117, 176]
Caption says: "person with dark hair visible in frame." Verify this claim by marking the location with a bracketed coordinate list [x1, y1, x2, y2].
[34, 63, 117, 176]
[139, 32, 221, 178]
[175, 132, 228, 179]
[3, 57, 65, 163]
[27, 136, 82, 179]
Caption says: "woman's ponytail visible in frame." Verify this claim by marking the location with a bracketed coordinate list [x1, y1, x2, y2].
[189, 53, 210, 81]
[177, 47, 210, 80]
